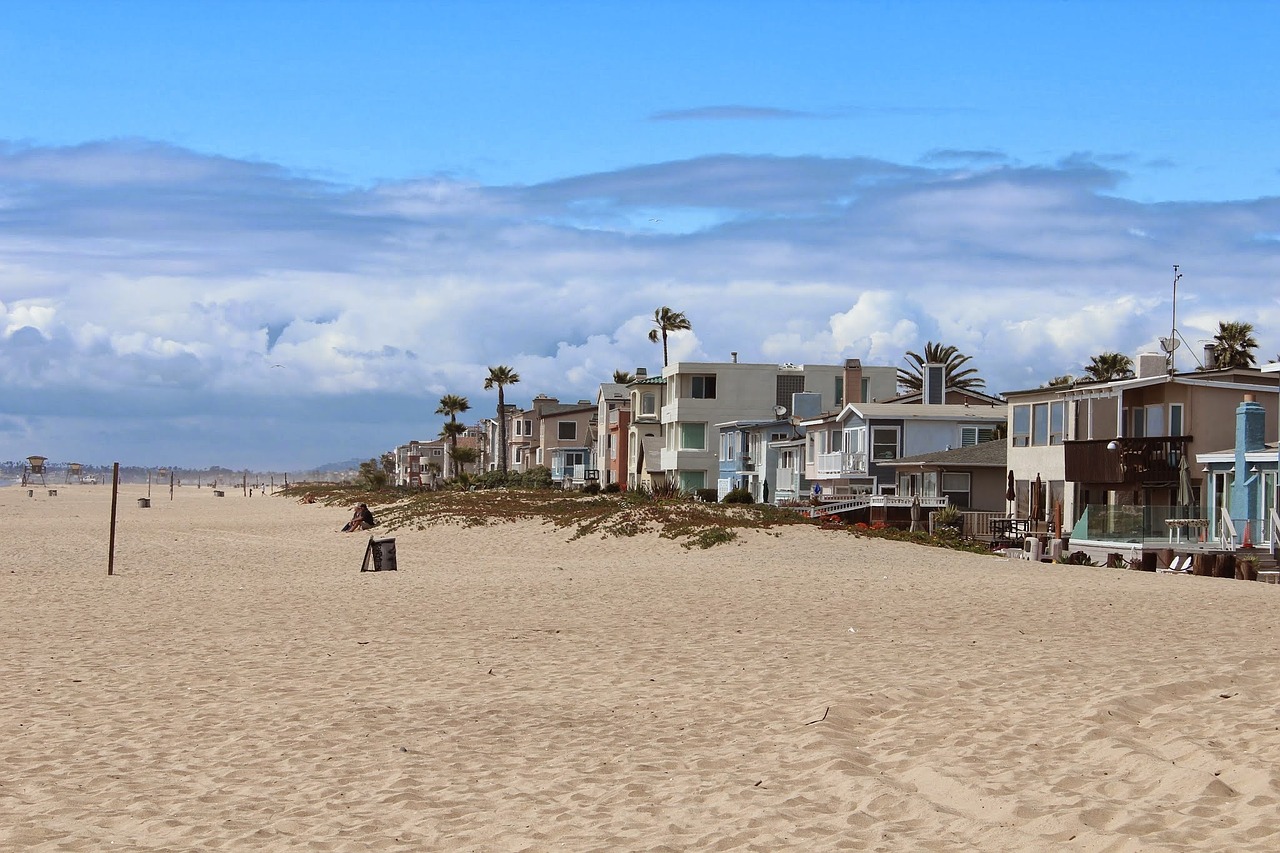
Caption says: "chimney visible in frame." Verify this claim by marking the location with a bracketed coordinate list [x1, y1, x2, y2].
[1203, 344, 1216, 370]
[731, 351, 738, 363]
[922, 363, 946, 405]
[1231, 393, 1266, 528]
[635, 367, 647, 378]
[843, 358, 863, 405]
[1137, 353, 1166, 379]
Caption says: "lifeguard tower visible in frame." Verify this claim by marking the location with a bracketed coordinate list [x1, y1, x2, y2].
[66, 462, 83, 484]
[25, 455, 48, 486]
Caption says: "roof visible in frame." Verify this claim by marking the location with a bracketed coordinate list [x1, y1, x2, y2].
[879, 439, 1008, 469]
[1002, 367, 1280, 399]
[632, 375, 667, 385]
[880, 387, 1005, 406]
[806, 402, 1007, 425]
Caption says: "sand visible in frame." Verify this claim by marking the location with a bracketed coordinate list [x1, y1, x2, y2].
[2, 482, 1279, 852]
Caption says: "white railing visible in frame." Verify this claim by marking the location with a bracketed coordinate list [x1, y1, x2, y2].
[809, 494, 947, 518]
[815, 450, 866, 476]
[1219, 506, 1237, 550]
[956, 511, 1009, 539]
[1270, 507, 1280, 557]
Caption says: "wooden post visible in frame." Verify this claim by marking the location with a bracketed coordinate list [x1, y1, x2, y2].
[243, 472, 247, 497]
[170, 470, 175, 501]
[108, 462, 120, 576]
[147, 468, 152, 499]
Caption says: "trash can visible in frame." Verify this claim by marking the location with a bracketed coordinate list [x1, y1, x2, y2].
[361, 537, 397, 572]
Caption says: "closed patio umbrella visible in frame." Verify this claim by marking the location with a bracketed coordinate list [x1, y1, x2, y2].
[1031, 473, 1043, 522]
[1177, 452, 1194, 511]
[1006, 470, 1016, 515]
[910, 495, 922, 532]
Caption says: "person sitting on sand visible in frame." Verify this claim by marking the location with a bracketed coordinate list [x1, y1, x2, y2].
[340, 503, 376, 532]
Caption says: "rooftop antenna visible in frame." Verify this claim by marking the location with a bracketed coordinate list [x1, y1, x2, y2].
[1159, 264, 1183, 375]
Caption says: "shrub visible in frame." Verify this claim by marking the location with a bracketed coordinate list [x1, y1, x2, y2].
[722, 487, 754, 504]
[602, 482, 621, 493]
[582, 481, 601, 495]
[695, 488, 719, 503]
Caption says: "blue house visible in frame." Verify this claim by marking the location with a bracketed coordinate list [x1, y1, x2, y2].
[1197, 394, 1280, 549]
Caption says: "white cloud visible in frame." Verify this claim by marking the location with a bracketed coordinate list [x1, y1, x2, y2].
[2, 141, 1278, 466]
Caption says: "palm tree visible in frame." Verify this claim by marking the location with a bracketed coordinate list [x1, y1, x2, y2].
[484, 365, 520, 474]
[1209, 320, 1259, 369]
[435, 394, 470, 478]
[648, 306, 692, 367]
[897, 342, 986, 394]
[612, 369, 635, 384]
[1044, 374, 1075, 388]
[1082, 352, 1134, 383]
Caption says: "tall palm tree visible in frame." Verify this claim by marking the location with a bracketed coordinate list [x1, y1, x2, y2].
[612, 369, 635, 384]
[1044, 374, 1075, 388]
[435, 394, 470, 478]
[484, 365, 520, 474]
[897, 342, 986, 394]
[1082, 352, 1134, 383]
[648, 306, 692, 367]
[1209, 320, 1259, 369]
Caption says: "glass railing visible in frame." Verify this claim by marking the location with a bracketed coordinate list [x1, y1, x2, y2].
[1070, 504, 1209, 544]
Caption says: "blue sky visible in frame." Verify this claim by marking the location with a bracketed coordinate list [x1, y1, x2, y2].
[2, 1, 1278, 470]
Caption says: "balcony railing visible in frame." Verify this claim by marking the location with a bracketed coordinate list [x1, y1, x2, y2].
[816, 450, 867, 476]
[1063, 436, 1192, 485]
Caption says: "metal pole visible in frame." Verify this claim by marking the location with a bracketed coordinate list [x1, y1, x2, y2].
[170, 470, 175, 500]
[108, 462, 120, 576]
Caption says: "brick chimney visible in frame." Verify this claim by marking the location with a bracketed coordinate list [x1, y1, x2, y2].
[843, 358, 863, 405]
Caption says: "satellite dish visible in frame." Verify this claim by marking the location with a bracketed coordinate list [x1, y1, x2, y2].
[1159, 336, 1180, 354]
[774, 405, 788, 417]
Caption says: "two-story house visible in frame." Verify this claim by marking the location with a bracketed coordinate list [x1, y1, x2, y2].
[1004, 353, 1280, 542]
[596, 375, 641, 488]
[800, 366, 1006, 497]
[537, 400, 597, 488]
[626, 373, 666, 490]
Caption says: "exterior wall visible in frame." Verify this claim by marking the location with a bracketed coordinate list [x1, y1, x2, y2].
[659, 361, 846, 491]
[595, 383, 630, 487]
[538, 404, 596, 484]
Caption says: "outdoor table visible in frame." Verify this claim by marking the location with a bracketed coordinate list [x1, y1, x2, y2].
[1165, 518, 1209, 544]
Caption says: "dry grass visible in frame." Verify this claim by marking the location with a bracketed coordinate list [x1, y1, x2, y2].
[281, 484, 816, 548]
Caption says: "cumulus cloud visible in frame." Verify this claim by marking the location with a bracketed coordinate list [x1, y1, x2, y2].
[2, 140, 1278, 467]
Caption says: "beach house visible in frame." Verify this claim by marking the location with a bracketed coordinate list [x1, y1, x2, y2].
[657, 358, 897, 495]
[1003, 355, 1280, 547]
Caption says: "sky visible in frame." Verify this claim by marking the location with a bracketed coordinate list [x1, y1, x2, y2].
[2, 0, 1279, 471]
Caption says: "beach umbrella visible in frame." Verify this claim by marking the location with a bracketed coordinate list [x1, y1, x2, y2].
[1031, 473, 1043, 521]
[1177, 452, 1194, 510]
[910, 495, 922, 532]
[1006, 470, 1016, 514]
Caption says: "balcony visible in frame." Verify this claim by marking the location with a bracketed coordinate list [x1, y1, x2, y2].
[816, 450, 867, 477]
[1063, 436, 1192, 485]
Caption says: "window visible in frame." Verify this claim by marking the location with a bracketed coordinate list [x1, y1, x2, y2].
[776, 375, 804, 410]
[1131, 407, 1145, 438]
[941, 472, 971, 508]
[1013, 405, 1031, 447]
[721, 432, 736, 461]
[691, 375, 717, 399]
[1050, 401, 1065, 445]
[558, 421, 576, 441]
[861, 377, 871, 403]
[1169, 403, 1184, 437]
[641, 393, 656, 416]
[679, 470, 706, 492]
[608, 435, 616, 460]
[960, 426, 997, 447]
[1032, 403, 1049, 446]
[680, 422, 706, 450]
[925, 365, 946, 405]
[770, 432, 789, 442]
[829, 429, 842, 452]
[872, 427, 899, 460]
[562, 450, 586, 467]
[513, 447, 524, 463]
[432, 448, 442, 456]
[834, 376, 844, 407]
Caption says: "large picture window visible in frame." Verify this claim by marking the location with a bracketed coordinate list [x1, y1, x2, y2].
[558, 421, 577, 441]
[641, 393, 656, 415]
[680, 422, 706, 450]
[871, 427, 899, 460]
[941, 472, 971, 508]
[1012, 405, 1030, 447]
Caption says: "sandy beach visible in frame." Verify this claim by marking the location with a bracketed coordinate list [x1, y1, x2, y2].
[2, 482, 1278, 852]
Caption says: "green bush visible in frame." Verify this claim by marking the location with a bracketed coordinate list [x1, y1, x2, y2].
[582, 481, 601, 495]
[695, 488, 719, 503]
[722, 487, 754, 504]
[602, 482, 621, 493]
